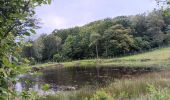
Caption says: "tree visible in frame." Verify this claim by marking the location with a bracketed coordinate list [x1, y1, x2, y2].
[131, 14, 147, 36]
[22, 9, 170, 62]
[113, 16, 132, 27]
[22, 40, 34, 59]
[103, 24, 134, 56]
[134, 37, 151, 51]
[90, 32, 101, 58]
[33, 34, 46, 61]
[62, 35, 82, 60]
[146, 11, 165, 47]
[53, 53, 63, 63]
[42, 34, 62, 61]
[0, 0, 51, 99]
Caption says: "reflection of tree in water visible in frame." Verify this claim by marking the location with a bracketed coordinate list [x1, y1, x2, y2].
[19, 75, 40, 91]
[18, 67, 155, 91]
[42, 67, 122, 88]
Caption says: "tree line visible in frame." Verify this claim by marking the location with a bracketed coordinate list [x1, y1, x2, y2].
[22, 9, 170, 63]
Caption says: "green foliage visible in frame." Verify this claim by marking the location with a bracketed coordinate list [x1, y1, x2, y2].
[0, 0, 50, 99]
[90, 90, 113, 100]
[62, 35, 76, 59]
[103, 24, 134, 56]
[42, 34, 62, 60]
[90, 32, 101, 58]
[22, 9, 170, 63]
[16, 4, 170, 65]
[147, 84, 170, 100]
[42, 84, 50, 91]
[134, 37, 151, 51]
[19, 90, 41, 100]
[90, 32, 101, 46]
[22, 34, 62, 61]
[53, 53, 63, 62]
[33, 34, 46, 61]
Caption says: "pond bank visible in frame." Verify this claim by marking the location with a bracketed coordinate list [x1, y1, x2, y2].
[17, 66, 161, 95]
[28, 47, 170, 99]
[41, 70, 170, 100]
[33, 47, 170, 70]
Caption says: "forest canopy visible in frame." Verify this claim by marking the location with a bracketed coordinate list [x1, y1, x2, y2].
[22, 9, 170, 63]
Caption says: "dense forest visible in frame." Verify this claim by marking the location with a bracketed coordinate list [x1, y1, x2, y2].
[22, 9, 170, 63]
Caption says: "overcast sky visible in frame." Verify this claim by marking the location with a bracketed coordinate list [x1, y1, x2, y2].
[34, 0, 158, 35]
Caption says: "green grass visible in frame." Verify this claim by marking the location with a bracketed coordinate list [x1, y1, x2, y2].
[37, 47, 170, 100]
[104, 71, 170, 99]
[36, 47, 170, 69]
[41, 71, 170, 100]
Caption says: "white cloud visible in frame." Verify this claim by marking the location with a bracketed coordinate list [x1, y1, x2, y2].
[41, 15, 67, 29]
[34, 0, 157, 36]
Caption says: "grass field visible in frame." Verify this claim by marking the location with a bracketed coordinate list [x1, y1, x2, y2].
[36, 47, 170, 69]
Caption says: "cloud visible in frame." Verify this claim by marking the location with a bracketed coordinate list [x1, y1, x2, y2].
[41, 15, 67, 29]
[34, 0, 157, 35]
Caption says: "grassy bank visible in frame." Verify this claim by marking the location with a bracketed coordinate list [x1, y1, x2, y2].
[35, 47, 170, 69]
[35, 47, 170, 100]
[42, 71, 170, 100]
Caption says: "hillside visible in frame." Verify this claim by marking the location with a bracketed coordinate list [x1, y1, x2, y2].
[23, 10, 170, 63]
[63, 47, 170, 68]
[37, 47, 170, 69]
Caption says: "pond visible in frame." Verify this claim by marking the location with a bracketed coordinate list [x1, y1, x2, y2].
[15, 66, 157, 94]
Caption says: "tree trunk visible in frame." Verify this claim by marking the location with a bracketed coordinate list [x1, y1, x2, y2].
[97, 67, 100, 78]
[96, 44, 98, 58]
[105, 47, 108, 57]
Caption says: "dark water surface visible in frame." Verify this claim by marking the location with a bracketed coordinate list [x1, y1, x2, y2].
[16, 66, 156, 94]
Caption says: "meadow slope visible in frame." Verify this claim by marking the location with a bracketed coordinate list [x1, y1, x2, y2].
[36, 47, 170, 69]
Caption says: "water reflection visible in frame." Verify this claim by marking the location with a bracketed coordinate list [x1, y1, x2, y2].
[16, 66, 155, 93]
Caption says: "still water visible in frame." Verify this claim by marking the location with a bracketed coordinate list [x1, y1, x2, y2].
[15, 66, 155, 94]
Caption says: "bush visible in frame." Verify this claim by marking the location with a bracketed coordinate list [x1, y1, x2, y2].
[146, 84, 170, 100]
[53, 53, 63, 62]
[90, 90, 113, 100]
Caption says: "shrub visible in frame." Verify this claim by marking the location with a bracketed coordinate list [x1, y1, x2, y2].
[53, 53, 63, 62]
[90, 90, 113, 100]
[146, 84, 170, 100]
